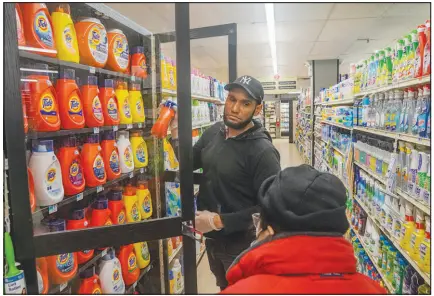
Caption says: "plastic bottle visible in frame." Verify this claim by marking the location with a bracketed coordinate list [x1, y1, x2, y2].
[130, 46, 147, 79]
[417, 85, 430, 138]
[57, 136, 85, 196]
[401, 36, 411, 80]
[66, 208, 94, 264]
[411, 87, 423, 135]
[172, 259, 184, 294]
[42, 218, 78, 284]
[130, 131, 148, 168]
[99, 79, 120, 126]
[51, 4, 79, 63]
[89, 194, 113, 228]
[107, 29, 130, 73]
[82, 134, 106, 187]
[393, 40, 403, 83]
[36, 257, 49, 294]
[136, 177, 152, 220]
[117, 131, 134, 173]
[409, 210, 425, 261]
[101, 131, 121, 180]
[400, 202, 415, 251]
[115, 80, 132, 124]
[415, 24, 427, 78]
[29, 140, 64, 206]
[129, 83, 145, 123]
[20, 3, 56, 57]
[133, 241, 150, 269]
[97, 248, 125, 294]
[26, 63, 60, 132]
[151, 101, 176, 138]
[168, 270, 175, 294]
[422, 157, 430, 206]
[161, 53, 170, 90]
[75, 18, 108, 68]
[123, 184, 141, 223]
[117, 244, 139, 286]
[81, 76, 104, 127]
[418, 216, 430, 273]
[416, 151, 429, 198]
[27, 167, 36, 213]
[423, 21, 431, 76]
[107, 187, 126, 225]
[78, 266, 102, 294]
[15, 4, 26, 46]
[392, 257, 406, 294]
[403, 143, 413, 193]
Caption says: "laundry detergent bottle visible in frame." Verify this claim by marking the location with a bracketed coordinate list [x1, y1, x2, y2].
[118, 244, 139, 286]
[410, 210, 425, 260]
[130, 130, 148, 168]
[117, 131, 134, 173]
[107, 187, 126, 225]
[29, 140, 64, 206]
[56, 68, 85, 129]
[81, 76, 104, 127]
[66, 208, 94, 264]
[15, 4, 26, 46]
[123, 184, 141, 223]
[51, 4, 79, 63]
[20, 3, 56, 57]
[75, 18, 108, 68]
[136, 177, 152, 219]
[107, 29, 130, 73]
[82, 134, 106, 187]
[78, 266, 102, 295]
[36, 257, 49, 294]
[89, 194, 113, 228]
[57, 136, 85, 195]
[129, 83, 145, 123]
[115, 80, 132, 125]
[27, 168, 36, 213]
[130, 46, 147, 79]
[400, 203, 416, 251]
[99, 79, 120, 126]
[97, 248, 125, 294]
[101, 131, 121, 180]
[133, 241, 150, 269]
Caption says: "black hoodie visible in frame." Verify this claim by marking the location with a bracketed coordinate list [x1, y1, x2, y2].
[191, 120, 281, 241]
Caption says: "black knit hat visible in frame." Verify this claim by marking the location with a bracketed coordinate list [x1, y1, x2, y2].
[258, 165, 349, 234]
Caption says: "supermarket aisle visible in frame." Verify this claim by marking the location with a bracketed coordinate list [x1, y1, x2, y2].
[273, 139, 304, 168]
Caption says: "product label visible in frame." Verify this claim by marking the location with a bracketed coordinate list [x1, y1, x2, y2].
[131, 203, 140, 221]
[93, 154, 105, 180]
[109, 150, 120, 173]
[141, 242, 150, 261]
[410, 233, 417, 249]
[88, 24, 108, 64]
[122, 98, 131, 119]
[16, 8, 25, 44]
[127, 253, 137, 272]
[135, 100, 143, 116]
[124, 147, 133, 168]
[44, 165, 62, 197]
[68, 95, 83, 117]
[63, 25, 74, 50]
[69, 159, 84, 187]
[4, 272, 26, 294]
[92, 96, 103, 121]
[143, 196, 151, 214]
[423, 48, 430, 74]
[419, 241, 428, 260]
[92, 287, 102, 294]
[136, 143, 146, 164]
[34, 11, 53, 47]
[107, 97, 119, 121]
[176, 271, 182, 290]
[113, 35, 129, 70]
[118, 210, 126, 224]
[112, 267, 124, 293]
[40, 92, 58, 122]
[56, 253, 75, 273]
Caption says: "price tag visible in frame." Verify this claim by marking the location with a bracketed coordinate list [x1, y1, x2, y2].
[113, 125, 119, 132]
[93, 127, 99, 134]
[89, 67, 96, 74]
[101, 248, 108, 257]
[60, 282, 67, 292]
[127, 124, 133, 129]
[140, 168, 144, 174]
[97, 186, 104, 193]
[131, 76, 136, 82]
[48, 204, 58, 214]
[129, 172, 134, 179]
[76, 193, 84, 201]
[138, 123, 143, 128]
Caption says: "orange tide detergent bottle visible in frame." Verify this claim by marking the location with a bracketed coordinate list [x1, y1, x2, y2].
[20, 3, 56, 57]
[108, 187, 126, 225]
[21, 82, 30, 134]
[101, 131, 121, 180]
[56, 69, 85, 129]
[82, 134, 106, 187]
[26, 63, 60, 132]
[57, 136, 85, 195]
[151, 100, 176, 138]
[90, 194, 113, 228]
[79, 266, 102, 295]
[75, 18, 108, 68]
[66, 208, 94, 264]
[99, 79, 120, 126]
[15, 4, 26, 46]
[81, 76, 104, 127]
[107, 29, 130, 73]
[117, 244, 139, 286]
[28, 167, 36, 213]
[130, 46, 147, 79]
[41, 218, 78, 284]
[36, 257, 49, 294]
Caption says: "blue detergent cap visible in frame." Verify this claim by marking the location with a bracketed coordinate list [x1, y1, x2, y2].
[107, 188, 123, 201]
[131, 46, 144, 55]
[85, 76, 98, 86]
[32, 140, 54, 152]
[102, 248, 115, 260]
[41, 217, 66, 232]
[99, 79, 114, 88]
[59, 68, 76, 80]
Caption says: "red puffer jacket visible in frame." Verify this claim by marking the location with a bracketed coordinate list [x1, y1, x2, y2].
[221, 234, 387, 294]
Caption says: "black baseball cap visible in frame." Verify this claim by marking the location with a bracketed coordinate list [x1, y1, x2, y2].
[224, 75, 264, 103]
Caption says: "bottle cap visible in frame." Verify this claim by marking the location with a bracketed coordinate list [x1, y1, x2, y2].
[131, 46, 144, 55]
[123, 184, 136, 196]
[32, 139, 54, 152]
[77, 17, 102, 25]
[103, 131, 115, 141]
[99, 79, 114, 88]
[85, 76, 98, 86]
[130, 83, 141, 91]
[130, 130, 142, 137]
[79, 266, 95, 279]
[59, 68, 76, 80]
[69, 208, 85, 220]
[115, 80, 128, 90]
[41, 217, 66, 232]
[107, 188, 123, 201]
[137, 178, 148, 190]
[102, 248, 115, 260]
[92, 195, 108, 210]
[62, 136, 77, 147]
[108, 29, 124, 35]
[87, 134, 100, 144]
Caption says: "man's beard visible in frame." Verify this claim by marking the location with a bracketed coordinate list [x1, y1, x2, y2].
[223, 110, 255, 130]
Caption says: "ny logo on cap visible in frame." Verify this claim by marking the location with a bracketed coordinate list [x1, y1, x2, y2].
[240, 76, 252, 85]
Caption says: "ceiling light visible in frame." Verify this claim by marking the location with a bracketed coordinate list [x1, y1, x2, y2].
[265, 3, 277, 75]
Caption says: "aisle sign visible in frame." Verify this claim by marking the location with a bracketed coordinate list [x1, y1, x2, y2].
[259, 77, 298, 94]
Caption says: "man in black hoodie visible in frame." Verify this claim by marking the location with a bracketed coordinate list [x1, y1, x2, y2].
[169, 75, 281, 290]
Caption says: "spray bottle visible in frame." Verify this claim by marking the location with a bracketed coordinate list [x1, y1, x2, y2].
[417, 216, 430, 273]
[400, 202, 415, 250]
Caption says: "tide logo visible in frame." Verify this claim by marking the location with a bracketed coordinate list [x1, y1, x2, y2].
[36, 15, 48, 32]
[136, 101, 143, 112]
[69, 97, 82, 113]
[140, 59, 146, 70]
[118, 211, 126, 224]
[113, 269, 120, 281]
[90, 27, 101, 45]
[69, 162, 79, 177]
[95, 157, 103, 169]
[41, 95, 55, 112]
[110, 151, 119, 163]
[114, 37, 124, 54]
[57, 253, 71, 265]
[46, 168, 56, 182]
[92, 288, 102, 294]
[128, 253, 137, 271]
[131, 204, 139, 221]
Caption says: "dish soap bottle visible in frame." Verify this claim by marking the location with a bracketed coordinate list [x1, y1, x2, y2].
[418, 216, 430, 273]
[400, 202, 416, 251]
[409, 210, 425, 259]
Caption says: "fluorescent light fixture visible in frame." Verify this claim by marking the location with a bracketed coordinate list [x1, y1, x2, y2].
[265, 3, 277, 75]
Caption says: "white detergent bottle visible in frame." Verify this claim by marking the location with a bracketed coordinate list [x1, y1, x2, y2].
[97, 248, 125, 294]
[29, 140, 64, 206]
[172, 259, 184, 294]
[117, 131, 134, 173]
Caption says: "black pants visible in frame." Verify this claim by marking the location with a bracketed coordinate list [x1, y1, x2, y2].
[205, 236, 252, 290]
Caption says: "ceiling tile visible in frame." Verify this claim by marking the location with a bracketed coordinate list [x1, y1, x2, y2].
[383, 3, 431, 18]
[318, 18, 377, 42]
[237, 23, 269, 45]
[276, 20, 326, 42]
[329, 3, 390, 19]
[310, 41, 353, 57]
[274, 3, 334, 21]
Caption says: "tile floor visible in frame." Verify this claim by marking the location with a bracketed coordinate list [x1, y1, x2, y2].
[196, 140, 303, 293]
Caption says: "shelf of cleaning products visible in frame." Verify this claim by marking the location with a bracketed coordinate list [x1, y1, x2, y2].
[32, 167, 148, 218]
[161, 89, 224, 104]
[354, 160, 387, 184]
[353, 126, 430, 147]
[354, 76, 431, 98]
[320, 120, 353, 131]
[125, 262, 154, 294]
[19, 50, 143, 82]
[396, 188, 430, 216]
[167, 121, 216, 137]
[319, 98, 355, 106]
[314, 113, 322, 117]
[169, 244, 183, 264]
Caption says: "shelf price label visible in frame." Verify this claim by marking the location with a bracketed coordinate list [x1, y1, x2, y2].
[76, 193, 84, 201]
[137, 123, 143, 128]
[113, 125, 119, 132]
[129, 172, 134, 179]
[97, 186, 104, 193]
[127, 124, 133, 129]
[48, 204, 58, 214]
[93, 127, 99, 134]
[140, 168, 144, 174]
[60, 282, 67, 292]
[89, 67, 96, 74]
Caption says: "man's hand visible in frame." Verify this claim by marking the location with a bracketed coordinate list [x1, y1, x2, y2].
[195, 210, 223, 234]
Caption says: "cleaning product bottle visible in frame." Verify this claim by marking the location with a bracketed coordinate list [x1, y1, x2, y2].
[130, 130, 148, 168]
[423, 20, 431, 76]
[168, 270, 175, 294]
[78, 266, 102, 294]
[99, 79, 120, 126]
[66, 208, 94, 264]
[74, 18, 108, 68]
[408, 148, 419, 196]
[89, 194, 113, 228]
[418, 216, 430, 273]
[29, 139, 64, 206]
[133, 241, 150, 269]
[417, 85, 430, 138]
[36, 257, 49, 294]
[4, 232, 27, 294]
[107, 29, 130, 73]
[117, 244, 139, 286]
[27, 167, 36, 213]
[161, 53, 170, 90]
[57, 136, 85, 196]
[15, 4, 26, 46]
[115, 80, 132, 124]
[422, 158, 430, 205]
[411, 86, 423, 136]
[409, 210, 425, 259]
[123, 184, 141, 223]
[416, 151, 428, 198]
[20, 3, 56, 57]
[101, 131, 121, 180]
[51, 4, 79, 63]
[97, 248, 125, 294]
[81, 75, 104, 127]
[117, 131, 134, 173]
[82, 134, 106, 187]
[400, 202, 415, 250]
[41, 218, 78, 284]
[151, 100, 176, 138]
[172, 259, 183, 294]
[129, 83, 145, 124]
[392, 256, 406, 294]
[415, 24, 427, 78]
[107, 187, 126, 225]
[393, 40, 403, 83]
[26, 63, 60, 132]
[418, 283, 431, 294]
[136, 177, 152, 219]
[130, 46, 147, 78]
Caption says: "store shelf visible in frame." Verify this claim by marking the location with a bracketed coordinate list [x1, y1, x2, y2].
[320, 98, 355, 106]
[354, 160, 386, 184]
[321, 120, 353, 131]
[169, 244, 183, 263]
[396, 188, 430, 216]
[354, 76, 431, 97]
[353, 126, 430, 147]
[125, 262, 154, 294]
[161, 89, 224, 104]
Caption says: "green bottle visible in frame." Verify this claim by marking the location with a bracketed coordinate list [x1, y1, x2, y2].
[392, 257, 406, 294]
[381, 241, 389, 270]
[410, 30, 419, 78]
[377, 237, 384, 267]
[393, 40, 404, 83]
[386, 247, 397, 282]
[384, 47, 394, 85]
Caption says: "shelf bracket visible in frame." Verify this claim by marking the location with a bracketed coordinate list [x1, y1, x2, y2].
[182, 221, 203, 242]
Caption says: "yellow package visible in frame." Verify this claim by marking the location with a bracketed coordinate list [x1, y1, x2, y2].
[164, 138, 179, 171]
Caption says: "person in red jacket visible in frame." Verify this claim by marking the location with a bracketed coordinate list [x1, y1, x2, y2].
[221, 165, 387, 294]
